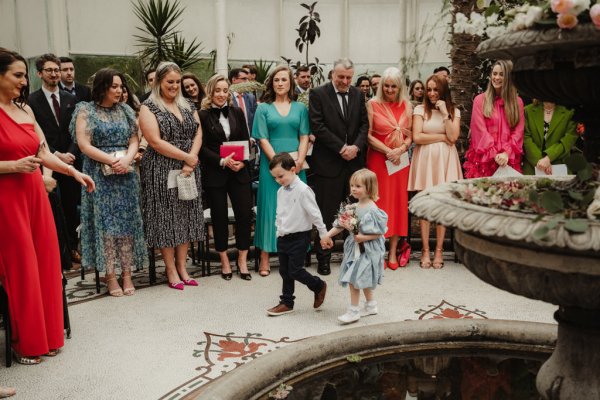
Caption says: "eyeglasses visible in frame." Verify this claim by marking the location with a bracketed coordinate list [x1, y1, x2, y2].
[42, 68, 60, 74]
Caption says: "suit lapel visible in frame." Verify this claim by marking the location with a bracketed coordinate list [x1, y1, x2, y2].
[228, 110, 238, 141]
[530, 104, 544, 146]
[37, 91, 60, 129]
[546, 107, 566, 145]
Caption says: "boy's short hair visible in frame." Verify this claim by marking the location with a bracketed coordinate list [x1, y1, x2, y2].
[269, 152, 296, 171]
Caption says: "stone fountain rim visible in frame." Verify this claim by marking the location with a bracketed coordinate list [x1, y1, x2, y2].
[192, 319, 556, 400]
[476, 22, 600, 61]
[408, 178, 600, 252]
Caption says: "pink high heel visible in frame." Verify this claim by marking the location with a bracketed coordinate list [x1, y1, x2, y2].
[168, 281, 185, 290]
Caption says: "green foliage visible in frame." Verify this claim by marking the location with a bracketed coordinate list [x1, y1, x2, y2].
[346, 354, 363, 363]
[281, 2, 325, 86]
[132, 0, 203, 70]
[253, 59, 275, 84]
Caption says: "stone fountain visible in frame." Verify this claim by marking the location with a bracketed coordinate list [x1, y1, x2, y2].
[411, 21, 600, 400]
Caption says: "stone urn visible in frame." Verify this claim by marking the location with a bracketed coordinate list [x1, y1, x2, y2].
[477, 22, 600, 163]
[409, 181, 600, 400]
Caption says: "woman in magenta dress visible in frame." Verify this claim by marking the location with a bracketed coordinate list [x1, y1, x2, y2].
[0, 48, 94, 364]
[464, 60, 524, 178]
[408, 75, 462, 269]
[366, 67, 412, 270]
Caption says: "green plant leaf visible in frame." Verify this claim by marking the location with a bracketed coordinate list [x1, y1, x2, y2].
[540, 191, 564, 213]
[346, 354, 362, 363]
[583, 189, 596, 205]
[528, 189, 539, 204]
[577, 165, 593, 181]
[564, 219, 589, 233]
[545, 215, 563, 230]
[533, 225, 550, 240]
[476, 0, 486, 9]
[568, 190, 584, 201]
[566, 153, 588, 172]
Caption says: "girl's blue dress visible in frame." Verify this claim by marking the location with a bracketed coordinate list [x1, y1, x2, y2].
[338, 203, 388, 290]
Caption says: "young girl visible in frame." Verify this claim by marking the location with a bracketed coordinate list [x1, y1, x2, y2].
[322, 169, 388, 324]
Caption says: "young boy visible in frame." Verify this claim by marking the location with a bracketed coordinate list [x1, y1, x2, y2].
[266, 153, 332, 316]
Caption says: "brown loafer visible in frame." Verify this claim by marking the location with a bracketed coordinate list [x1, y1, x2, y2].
[314, 281, 327, 309]
[266, 303, 294, 316]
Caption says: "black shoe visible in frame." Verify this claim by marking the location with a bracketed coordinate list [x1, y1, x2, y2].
[221, 272, 233, 281]
[317, 263, 331, 276]
[240, 273, 252, 281]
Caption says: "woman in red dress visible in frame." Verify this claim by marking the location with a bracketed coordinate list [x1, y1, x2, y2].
[366, 67, 412, 269]
[0, 48, 94, 364]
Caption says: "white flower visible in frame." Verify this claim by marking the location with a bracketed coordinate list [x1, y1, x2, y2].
[350, 218, 357, 226]
[508, 12, 528, 31]
[516, 3, 530, 13]
[470, 12, 487, 36]
[572, 0, 590, 15]
[486, 24, 508, 38]
[486, 13, 499, 25]
[525, 6, 544, 27]
[454, 12, 470, 34]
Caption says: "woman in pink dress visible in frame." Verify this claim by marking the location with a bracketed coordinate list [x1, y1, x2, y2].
[0, 48, 94, 364]
[407, 75, 462, 269]
[464, 60, 524, 178]
[366, 67, 412, 270]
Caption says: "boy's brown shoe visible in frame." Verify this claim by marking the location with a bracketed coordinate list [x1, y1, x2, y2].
[266, 303, 294, 316]
[314, 282, 327, 309]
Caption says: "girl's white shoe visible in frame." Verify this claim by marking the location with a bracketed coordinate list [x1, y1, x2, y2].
[338, 306, 361, 324]
[360, 300, 378, 317]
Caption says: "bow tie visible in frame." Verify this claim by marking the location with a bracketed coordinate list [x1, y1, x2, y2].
[211, 105, 229, 118]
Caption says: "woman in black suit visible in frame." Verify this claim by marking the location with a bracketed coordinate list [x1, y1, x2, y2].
[199, 74, 253, 281]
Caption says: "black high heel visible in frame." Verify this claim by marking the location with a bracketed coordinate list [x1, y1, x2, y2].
[237, 260, 252, 280]
[221, 272, 232, 281]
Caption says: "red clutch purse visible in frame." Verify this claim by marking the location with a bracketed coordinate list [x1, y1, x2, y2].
[219, 145, 245, 161]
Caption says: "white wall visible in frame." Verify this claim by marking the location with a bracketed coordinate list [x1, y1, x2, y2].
[1, 0, 451, 79]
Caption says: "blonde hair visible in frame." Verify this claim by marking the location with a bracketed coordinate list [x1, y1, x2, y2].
[149, 61, 191, 113]
[373, 67, 408, 106]
[350, 168, 379, 201]
[483, 60, 520, 128]
[201, 74, 233, 110]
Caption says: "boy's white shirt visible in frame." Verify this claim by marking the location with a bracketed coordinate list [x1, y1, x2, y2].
[275, 175, 327, 238]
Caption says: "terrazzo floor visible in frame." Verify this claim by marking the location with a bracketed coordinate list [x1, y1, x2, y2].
[0, 252, 557, 399]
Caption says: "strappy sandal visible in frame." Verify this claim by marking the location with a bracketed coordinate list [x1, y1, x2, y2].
[420, 249, 432, 269]
[432, 248, 445, 269]
[12, 350, 41, 365]
[106, 273, 123, 297]
[121, 271, 136, 296]
[44, 348, 60, 357]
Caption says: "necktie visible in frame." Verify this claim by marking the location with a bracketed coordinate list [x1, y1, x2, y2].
[339, 92, 348, 119]
[237, 93, 247, 117]
[51, 93, 61, 123]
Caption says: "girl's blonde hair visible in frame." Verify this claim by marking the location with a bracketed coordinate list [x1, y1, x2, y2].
[483, 59, 520, 128]
[350, 168, 379, 201]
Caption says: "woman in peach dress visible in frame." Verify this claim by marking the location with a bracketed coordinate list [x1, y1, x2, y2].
[407, 75, 462, 269]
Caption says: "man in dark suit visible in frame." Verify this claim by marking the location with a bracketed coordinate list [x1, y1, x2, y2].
[29, 53, 80, 266]
[58, 56, 91, 103]
[309, 58, 368, 275]
[295, 65, 311, 95]
[229, 68, 257, 132]
[139, 68, 156, 103]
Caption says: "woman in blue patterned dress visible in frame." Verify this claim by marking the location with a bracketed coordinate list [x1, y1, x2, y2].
[252, 65, 310, 275]
[71, 68, 147, 296]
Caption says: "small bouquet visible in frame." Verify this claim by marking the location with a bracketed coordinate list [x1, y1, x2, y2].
[335, 200, 360, 234]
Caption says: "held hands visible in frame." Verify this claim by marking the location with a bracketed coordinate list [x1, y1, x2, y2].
[386, 147, 405, 165]
[536, 156, 552, 175]
[133, 151, 144, 163]
[15, 155, 42, 174]
[111, 155, 133, 175]
[184, 153, 199, 169]
[56, 152, 76, 165]
[494, 152, 509, 167]
[42, 175, 57, 193]
[340, 144, 359, 161]
[320, 236, 334, 249]
[354, 233, 369, 244]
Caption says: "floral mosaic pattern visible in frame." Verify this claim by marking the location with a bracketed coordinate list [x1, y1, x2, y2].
[415, 300, 488, 320]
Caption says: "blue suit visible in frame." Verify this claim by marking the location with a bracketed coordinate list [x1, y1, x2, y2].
[232, 92, 257, 131]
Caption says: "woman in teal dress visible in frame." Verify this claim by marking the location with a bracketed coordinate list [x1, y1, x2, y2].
[252, 65, 310, 275]
[71, 68, 147, 296]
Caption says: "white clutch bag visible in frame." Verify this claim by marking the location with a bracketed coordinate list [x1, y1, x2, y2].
[176, 172, 198, 201]
[101, 150, 134, 176]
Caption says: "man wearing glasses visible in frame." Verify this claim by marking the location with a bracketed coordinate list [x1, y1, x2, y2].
[29, 53, 80, 268]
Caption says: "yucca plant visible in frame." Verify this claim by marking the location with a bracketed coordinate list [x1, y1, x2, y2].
[252, 59, 275, 84]
[169, 33, 204, 70]
[132, 0, 183, 69]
